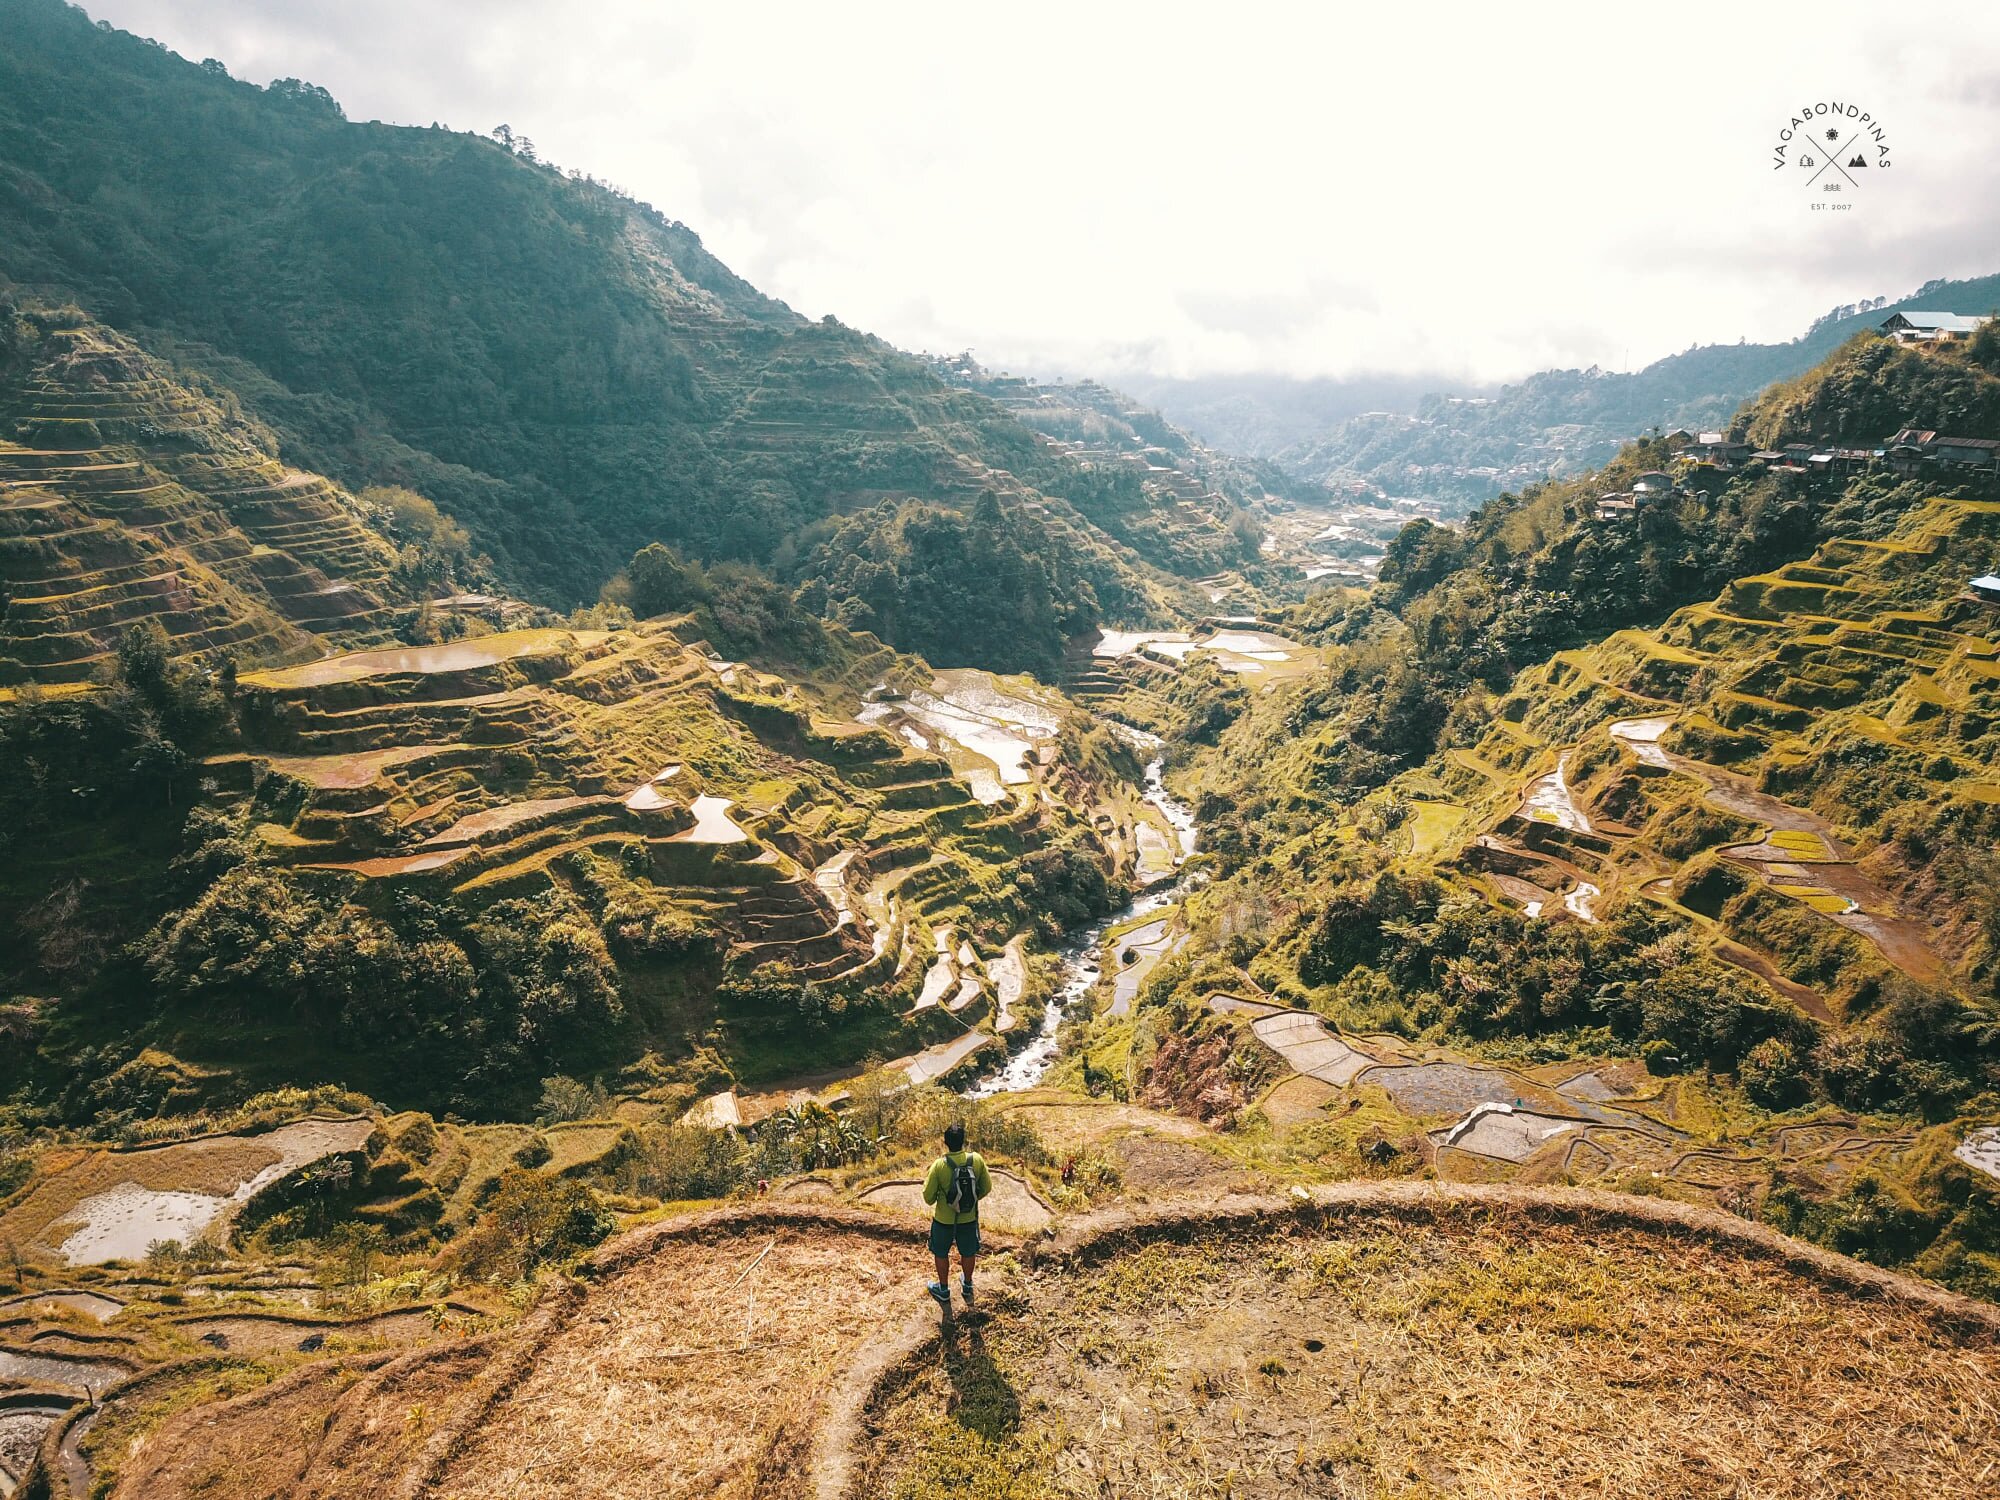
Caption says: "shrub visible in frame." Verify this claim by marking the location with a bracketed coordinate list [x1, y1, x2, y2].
[537, 1075, 610, 1123]
[1739, 1037, 1812, 1109]
[626, 1124, 743, 1201]
[1812, 1034, 1909, 1111]
[445, 1170, 612, 1283]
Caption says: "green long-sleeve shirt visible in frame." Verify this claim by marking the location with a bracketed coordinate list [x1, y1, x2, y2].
[921, 1149, 992, 1224]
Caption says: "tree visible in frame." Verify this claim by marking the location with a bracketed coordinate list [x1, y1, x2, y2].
[625, 543, 707, 618]
[538, 1074, 609, 1123]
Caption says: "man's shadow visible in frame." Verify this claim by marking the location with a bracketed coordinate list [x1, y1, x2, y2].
[937, 1310, 1022, 1442]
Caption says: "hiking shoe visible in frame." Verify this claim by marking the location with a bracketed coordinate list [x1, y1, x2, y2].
[960, 1281, 975, 1307]
[927, 1282, 952, 1312]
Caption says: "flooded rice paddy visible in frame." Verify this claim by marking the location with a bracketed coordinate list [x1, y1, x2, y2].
[1091, 626, 1316, 677]
[1521, 754, 1591, 832]
[860, 670, 1064, 805]
[669, 794, 747, 844]
[243, 629, 600, 688]
[51, 1118, 373, 1265]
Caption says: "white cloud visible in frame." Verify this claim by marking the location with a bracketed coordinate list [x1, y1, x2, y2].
[77, 0, 2000, 383]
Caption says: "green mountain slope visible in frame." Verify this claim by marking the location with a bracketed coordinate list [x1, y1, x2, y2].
[0, 304, 421, 684]
[1, 593, 1163, 1119]
[1090, 329, 2000, 1294]
[0, 0, 1197, 670]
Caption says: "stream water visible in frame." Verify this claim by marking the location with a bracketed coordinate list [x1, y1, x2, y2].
[965, 757, 1198, 1097]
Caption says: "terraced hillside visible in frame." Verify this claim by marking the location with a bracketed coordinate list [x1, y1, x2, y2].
[926, 355, 1312, 587]
[46, 1192, 2000, 1500]
[0, 1101, 519, 1498]
[1426, 483, 2000, 1015]
[1062, 336, 2000, 1297]
[0, 309, 406, 686]
[6, 602, 1176, 1117]
[1107, 481, 2000, 1283]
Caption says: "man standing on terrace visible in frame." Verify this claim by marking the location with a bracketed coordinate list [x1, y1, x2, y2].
[922, 1121, 991, 1314]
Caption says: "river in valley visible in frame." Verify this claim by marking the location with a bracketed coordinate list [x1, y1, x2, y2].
[966, 756, 1198, 1097]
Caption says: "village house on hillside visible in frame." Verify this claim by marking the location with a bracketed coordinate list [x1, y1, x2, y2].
[1600, 422, 2000, 524]
[1682, 431, 1753, 466]
[1595, 471, 1677, 522]
[1882, 428, 2000, 475]
[1936, 436, 2000, 468]
[1880, 310, 1994, 345]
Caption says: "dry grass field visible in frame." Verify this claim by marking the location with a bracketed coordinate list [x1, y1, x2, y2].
[855, 1188, 2000, 1500]
[96, 1189, 2000, 1500]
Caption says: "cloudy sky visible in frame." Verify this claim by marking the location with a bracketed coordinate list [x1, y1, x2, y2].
[78, 0, 2000, 385]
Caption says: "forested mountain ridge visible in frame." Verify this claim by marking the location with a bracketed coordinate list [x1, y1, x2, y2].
[0, 0, 1208, 672]
[1143, 274, 2000, 511]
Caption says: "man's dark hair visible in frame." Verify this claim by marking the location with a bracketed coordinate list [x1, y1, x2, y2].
[943, 1122, 967, 1152]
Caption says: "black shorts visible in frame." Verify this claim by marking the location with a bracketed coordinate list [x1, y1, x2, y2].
[928, 1217, 980, 1258]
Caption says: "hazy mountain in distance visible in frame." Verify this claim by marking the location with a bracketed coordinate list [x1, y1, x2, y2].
[1112, 370, 1471, 458]
[1124, 275, 2000, 510]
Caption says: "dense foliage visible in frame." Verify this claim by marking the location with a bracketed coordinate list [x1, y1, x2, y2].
[790, 494, 1123, 676]
[137, 868, 624, 1113]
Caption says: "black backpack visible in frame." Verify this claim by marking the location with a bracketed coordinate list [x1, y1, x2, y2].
[946, 1155, 979, 1215]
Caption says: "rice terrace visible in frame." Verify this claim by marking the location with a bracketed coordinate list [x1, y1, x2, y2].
[3, 0, 2000, 1495]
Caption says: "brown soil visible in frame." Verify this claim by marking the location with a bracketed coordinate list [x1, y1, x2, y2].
[1257, 1073, 1340, 1127]
[1111, 1134, 1260, 1199]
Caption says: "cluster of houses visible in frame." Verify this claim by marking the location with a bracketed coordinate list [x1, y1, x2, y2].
[1592, 422, 2000, 524]
[1879, 310, 1994, 345]
[1591, 470, 1677, 521]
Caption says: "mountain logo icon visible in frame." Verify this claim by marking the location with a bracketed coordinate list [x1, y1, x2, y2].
[1769, 101, 1892, 192]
